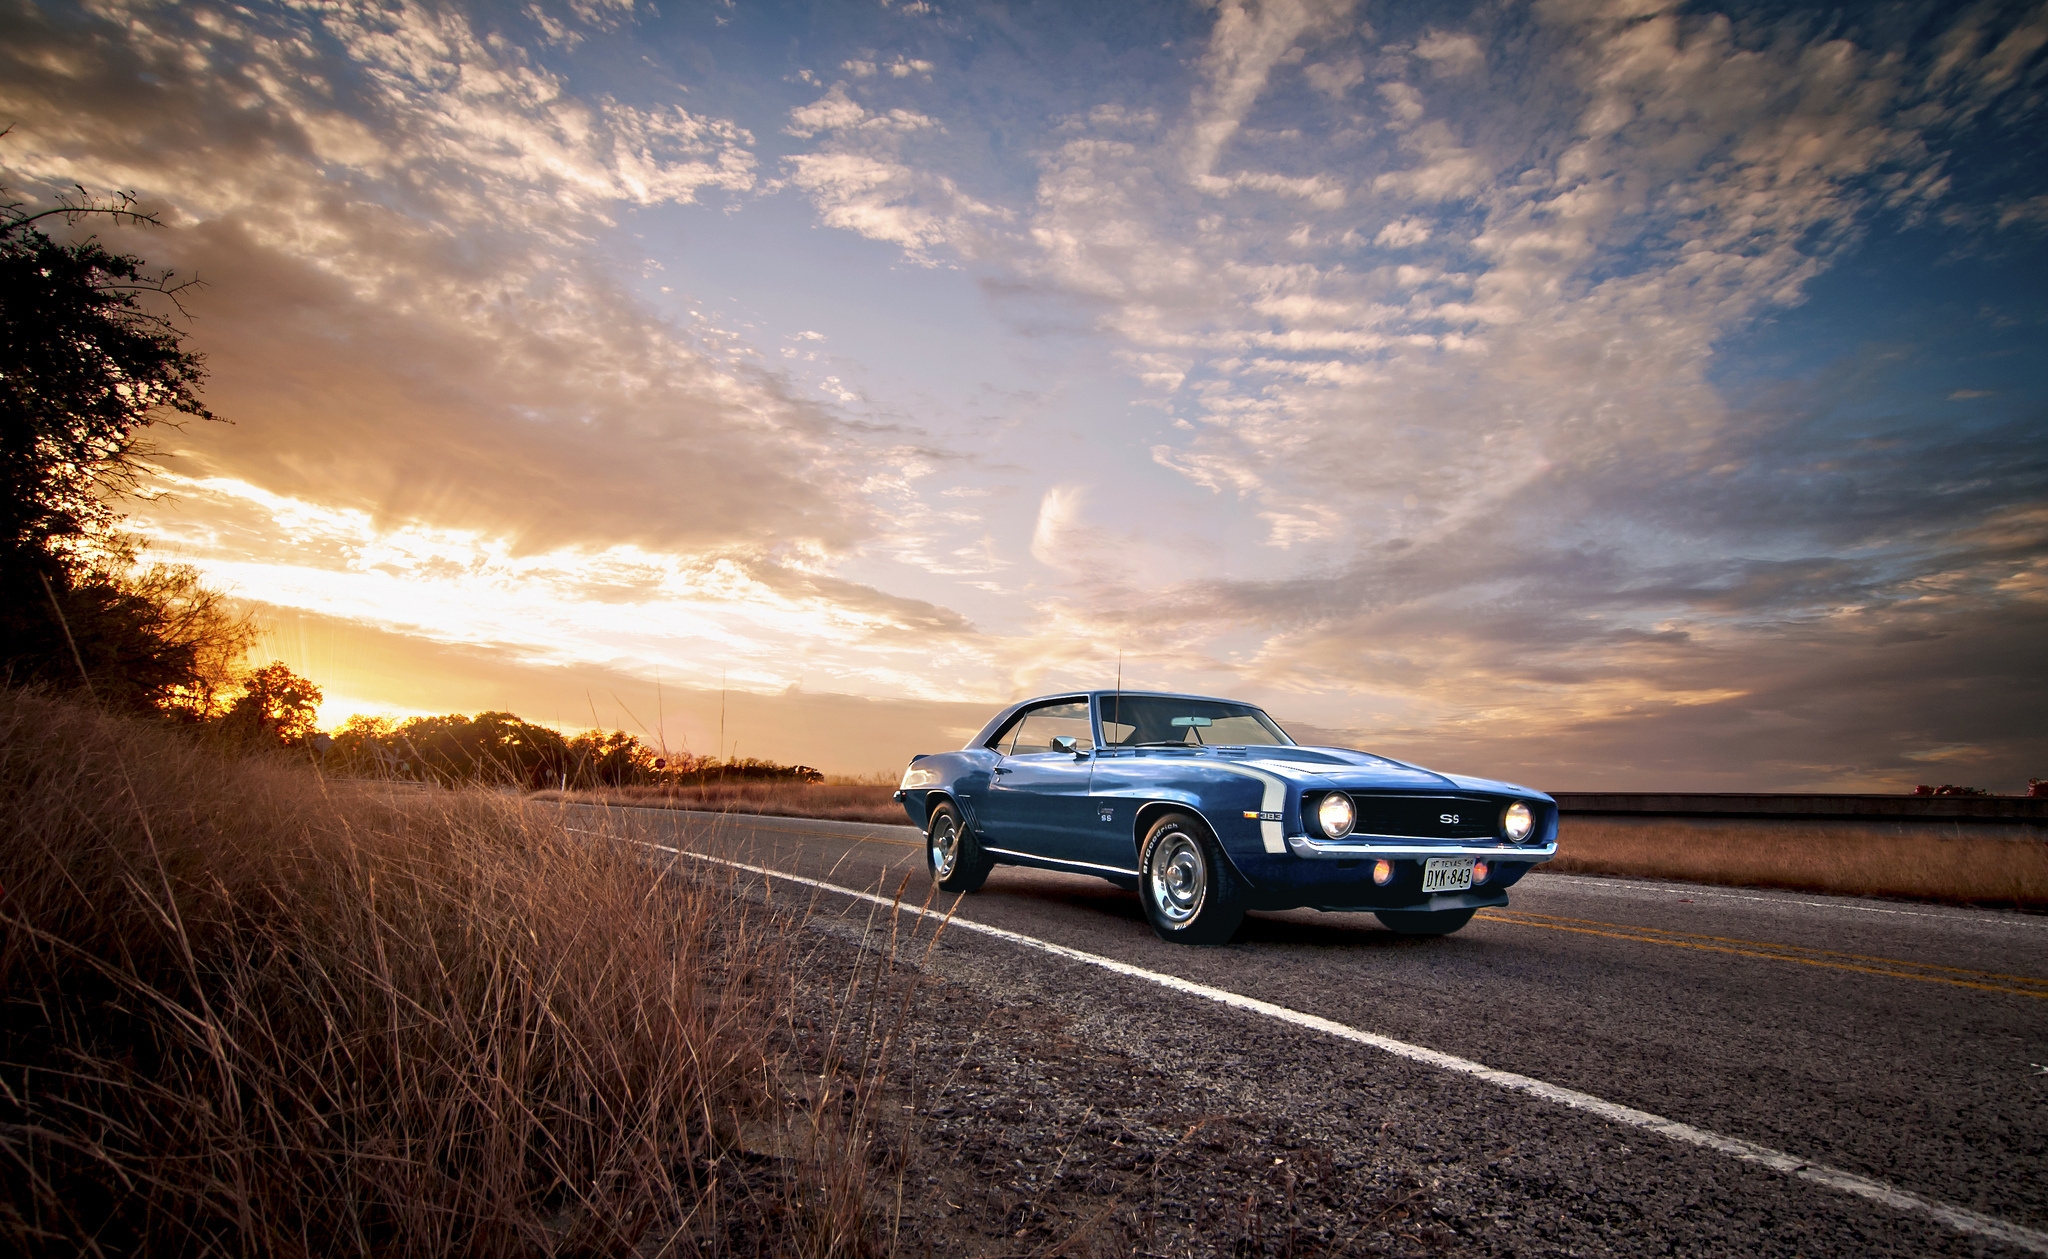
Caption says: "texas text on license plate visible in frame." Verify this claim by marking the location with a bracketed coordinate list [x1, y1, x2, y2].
[1421, 857, 1474, 893]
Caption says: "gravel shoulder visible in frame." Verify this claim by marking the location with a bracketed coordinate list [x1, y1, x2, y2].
[780, 893, 2013, 1258]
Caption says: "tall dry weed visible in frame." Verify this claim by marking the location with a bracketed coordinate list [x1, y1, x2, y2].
[0, 691, 893, 1256]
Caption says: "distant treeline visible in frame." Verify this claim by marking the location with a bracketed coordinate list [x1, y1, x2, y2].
[330, 711, 823, 790]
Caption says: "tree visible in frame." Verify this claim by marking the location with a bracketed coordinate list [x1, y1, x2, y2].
[219, 662, 323, 747]
[329, 714, 404, 776]
[1, 187, 211, 565]
[567, 729, 660, 788]
[144, 563, 260, 719]
[392, 712, 570, 788]
[0, 175, 241, 710]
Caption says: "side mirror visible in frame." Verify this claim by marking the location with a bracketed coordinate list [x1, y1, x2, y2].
[1051, 735, 1079, 754]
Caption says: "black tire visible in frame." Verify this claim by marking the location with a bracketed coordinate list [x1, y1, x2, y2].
[926, 801, 992, 893]
[1374, 907, 1477, 937]
[1138, 811, 1245, 945]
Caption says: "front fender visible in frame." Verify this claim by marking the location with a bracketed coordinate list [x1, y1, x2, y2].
[1111, 778, 1270, 886]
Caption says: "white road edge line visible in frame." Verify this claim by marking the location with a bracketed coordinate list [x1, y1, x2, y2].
[596, 829, 2048, 1257]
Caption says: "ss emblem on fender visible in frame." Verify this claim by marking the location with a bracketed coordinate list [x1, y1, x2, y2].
[1440, 813, 1460, 825]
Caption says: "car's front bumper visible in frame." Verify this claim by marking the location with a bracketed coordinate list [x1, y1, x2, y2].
[1316, 888, 1509, 914]
[1284, 832, 1557, 862]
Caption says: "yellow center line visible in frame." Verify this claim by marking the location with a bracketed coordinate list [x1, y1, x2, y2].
[1488, 910, 2048, 986]
[1475, 913, 2048, 999]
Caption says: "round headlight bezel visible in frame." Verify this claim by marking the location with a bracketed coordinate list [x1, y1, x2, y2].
[1504, 801, 1535, 842]
[1317, 791, 1356, 839]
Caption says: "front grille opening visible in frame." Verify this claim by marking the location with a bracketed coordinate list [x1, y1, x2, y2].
[1341, 795, 1500, 841]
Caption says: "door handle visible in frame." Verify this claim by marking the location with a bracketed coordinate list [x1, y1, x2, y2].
[992, 766, 1013, 775]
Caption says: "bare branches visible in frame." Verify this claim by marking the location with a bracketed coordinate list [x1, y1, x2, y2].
[4, 183, 163, 232]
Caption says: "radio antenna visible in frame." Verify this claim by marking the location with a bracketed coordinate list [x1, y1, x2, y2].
[1113, 649, 1122, 744]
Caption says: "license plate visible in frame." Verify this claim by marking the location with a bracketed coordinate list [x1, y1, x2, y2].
[1421, 857, 1474, 893]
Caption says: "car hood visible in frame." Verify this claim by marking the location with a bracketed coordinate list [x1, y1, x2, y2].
[1235, 746, 1549, 799]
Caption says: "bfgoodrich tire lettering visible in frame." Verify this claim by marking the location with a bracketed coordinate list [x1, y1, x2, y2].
[926, 801, 993, 893]
[1374, 907, 1477, 937]
[1139, 811, 1245, 945]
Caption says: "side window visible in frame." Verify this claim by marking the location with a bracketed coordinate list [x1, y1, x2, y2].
[998, 700, 1094, 755]
[984, 712, 1027, 755]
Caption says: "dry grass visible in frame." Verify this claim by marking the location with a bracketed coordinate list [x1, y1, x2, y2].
[0, 691, 922, 1256]
[1548, 816, 2048, 909]
[538, 783, 907, 827]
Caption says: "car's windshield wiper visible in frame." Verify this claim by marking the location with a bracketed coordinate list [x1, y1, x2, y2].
[1132, 740, 1203, 748]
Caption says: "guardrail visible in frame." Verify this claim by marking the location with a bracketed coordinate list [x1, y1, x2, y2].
[1550, 793, 2048, 824]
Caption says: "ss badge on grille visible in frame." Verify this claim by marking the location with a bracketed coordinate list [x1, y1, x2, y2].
[1440, 813, 1460, 825]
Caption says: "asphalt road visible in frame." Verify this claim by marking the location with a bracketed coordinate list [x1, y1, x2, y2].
[574, 804, 2048, 1255]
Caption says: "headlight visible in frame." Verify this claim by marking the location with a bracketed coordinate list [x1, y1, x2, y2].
[899, 764, 938, 790]
[1317, 792, 1355, 839]
[1504, 801, 1534, 842]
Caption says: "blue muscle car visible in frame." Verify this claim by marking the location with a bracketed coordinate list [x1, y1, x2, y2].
[894, 691, 1556, 944]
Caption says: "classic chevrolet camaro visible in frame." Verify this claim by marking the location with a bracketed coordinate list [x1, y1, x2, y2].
[893, 690, 1557, 945]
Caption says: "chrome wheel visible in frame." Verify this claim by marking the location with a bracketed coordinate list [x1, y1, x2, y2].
[928, 810, 960, 879]
[925, 801, 992, 893]
[1146, 830, 1207, 924]
[1137, 811, 1244, 945]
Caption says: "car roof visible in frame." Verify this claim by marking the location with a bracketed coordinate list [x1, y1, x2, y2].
[963, 689, 1272, 749]
[1023, 688, 1261, 707]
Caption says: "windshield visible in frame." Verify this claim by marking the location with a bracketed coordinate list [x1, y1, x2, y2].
[1097, 696, 1295, 747]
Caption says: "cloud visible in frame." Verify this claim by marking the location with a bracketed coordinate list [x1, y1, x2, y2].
[0, 1, 895, 561]
[0, 0, 1001, 731]
[780, 85, 1000, 261]
[787, 85, 873, 136]
[1997, 193, 2048, 229]
[1029, 484, 1090, 570]
[1184, 0, 1360, 190]
[925, 0, 2045, 784]
[784, 84, 938, 138]
[1376, 82, 1426, 125]
[1304, 56, 1366, 99]
[1373, 216, 1432, 246]
[1412, 30, 1483, 77]
[784, 151, 1001, 257]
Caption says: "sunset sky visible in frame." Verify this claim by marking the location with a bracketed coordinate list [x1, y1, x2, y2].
[3, 0, 2043, 786]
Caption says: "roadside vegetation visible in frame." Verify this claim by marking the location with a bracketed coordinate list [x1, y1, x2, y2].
[0, 689, 950, 1255]
[327, 710, 826, 792]
[1548, 817, 2047, 910]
